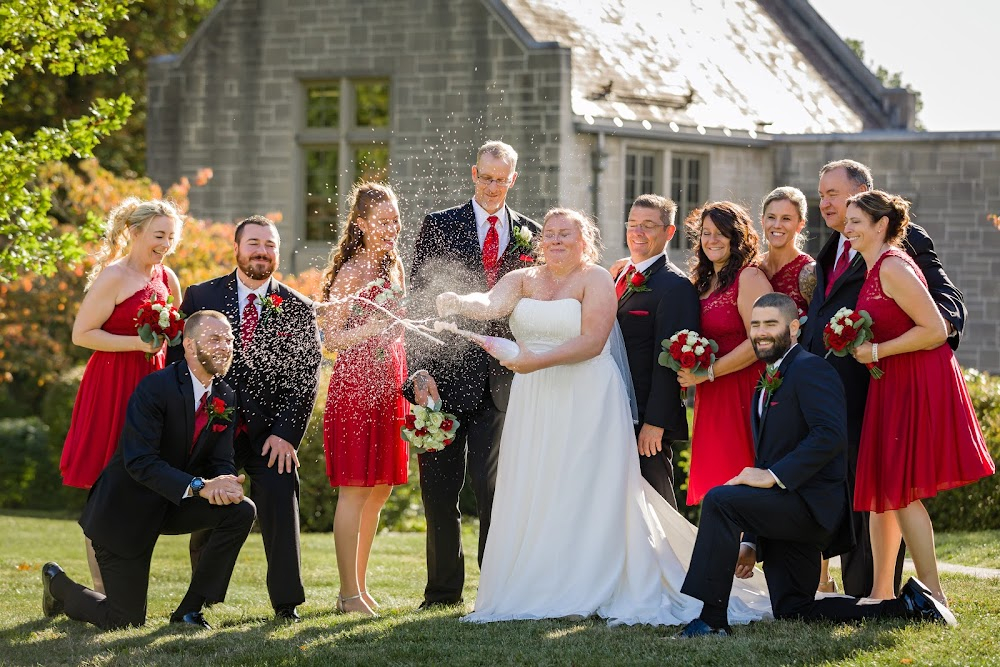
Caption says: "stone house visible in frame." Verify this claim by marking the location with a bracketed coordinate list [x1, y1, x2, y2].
[147, 0, 1000, 371]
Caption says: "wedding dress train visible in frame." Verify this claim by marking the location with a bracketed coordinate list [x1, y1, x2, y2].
[463, 298, 772, 625]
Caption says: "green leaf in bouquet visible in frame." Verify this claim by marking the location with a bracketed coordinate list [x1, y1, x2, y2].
[709, 340, 720, 354]
[168, 332, 184, 346]
[657, 351, 671, 367]
[137, 323, 153, 341]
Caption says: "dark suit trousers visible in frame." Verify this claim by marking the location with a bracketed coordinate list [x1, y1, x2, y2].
[57, 498, 255, 630]
[634, 424, 677, 509]
[191, 435, 303, 609]
[682, 486, 908, 623]
[418, 399, 504, 604]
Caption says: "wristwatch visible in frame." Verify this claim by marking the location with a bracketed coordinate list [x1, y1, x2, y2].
[190, 477, 206, 496]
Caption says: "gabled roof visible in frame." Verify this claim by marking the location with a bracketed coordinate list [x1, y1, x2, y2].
[498, 0, 901, 134]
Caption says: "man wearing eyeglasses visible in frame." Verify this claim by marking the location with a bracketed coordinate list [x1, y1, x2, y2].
[613, 195, 700, 507]
[403, 140, 540, 609]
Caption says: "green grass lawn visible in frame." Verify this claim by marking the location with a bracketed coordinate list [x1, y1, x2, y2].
[2, 511, 999, 666]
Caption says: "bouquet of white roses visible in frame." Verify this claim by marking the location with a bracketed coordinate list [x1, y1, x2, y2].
[401, 399, 460, 454]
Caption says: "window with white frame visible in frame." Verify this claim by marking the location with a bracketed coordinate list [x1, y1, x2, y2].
[670, 153, 707, 249]
[301, 79, 390, 242]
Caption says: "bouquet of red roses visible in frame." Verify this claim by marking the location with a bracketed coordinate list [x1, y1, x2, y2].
[822, 307, 883, 378]
[658, 329, 719, 400]
[401, 399, 460, 454]
[135, 295, 186, 360]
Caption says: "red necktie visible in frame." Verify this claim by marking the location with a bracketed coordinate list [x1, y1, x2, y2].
[483, 215, 500, 288]
[241, 293, 259, 349]
[616, 266, 635, 299]
[825, 240, 852, 297]
[192, 392, 208, 451]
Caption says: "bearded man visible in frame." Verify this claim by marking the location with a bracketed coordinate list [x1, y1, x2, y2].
[169, 216, 321, 622]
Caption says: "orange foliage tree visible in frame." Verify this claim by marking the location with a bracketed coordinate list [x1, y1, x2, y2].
[0, 159, 323, 413]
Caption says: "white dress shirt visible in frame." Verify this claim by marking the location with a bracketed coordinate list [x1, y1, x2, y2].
[471, 198, 510, 255]
[236, 276, 272, 321]
[835, 233, 857, 267]
[183, 370, 214, 500]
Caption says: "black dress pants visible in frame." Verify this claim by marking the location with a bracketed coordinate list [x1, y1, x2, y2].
[418, 398, 504, 604]
[56, 497, 255, 630]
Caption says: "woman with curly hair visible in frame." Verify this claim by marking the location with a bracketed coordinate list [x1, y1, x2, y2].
[677, 201, 772, 505]
[317, 181, 407, 617]
[61, 197, 184, 591]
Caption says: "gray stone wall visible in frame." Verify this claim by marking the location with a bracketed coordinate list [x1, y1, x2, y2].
[773, 135, 1000, 372]
[147, 0, 569, 272]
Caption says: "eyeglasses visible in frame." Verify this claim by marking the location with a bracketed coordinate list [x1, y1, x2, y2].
[625, 222, 668, 232]
[477, 174, 514, 187]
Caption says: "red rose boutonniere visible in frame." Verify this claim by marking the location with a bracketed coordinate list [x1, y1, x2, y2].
[206, 397, 235, 431]
[756, 365, 783, 395]
[621, 267, 652, 299]
[262, 294, 284, 318]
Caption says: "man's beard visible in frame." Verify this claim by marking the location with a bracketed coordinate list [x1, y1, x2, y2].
[237, 251, 276, 280]
[752, 328, 792, 364]
[197, 343, 233, 377]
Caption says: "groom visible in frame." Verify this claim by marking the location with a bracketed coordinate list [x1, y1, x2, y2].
[677, 293, 955, 636]
[41, 311, 255, 630]
[615, 194, 700, 507]
[404, 140, 539, 608]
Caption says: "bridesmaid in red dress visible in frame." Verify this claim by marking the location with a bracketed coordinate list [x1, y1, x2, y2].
[318, 182, 408, 617]
[758, 187, 816, 317]
[678, 202, 772, 505]
[845, 190, 993, 605]
[61, 197, 184, 591]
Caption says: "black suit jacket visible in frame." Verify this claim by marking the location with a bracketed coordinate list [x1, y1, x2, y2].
[404, 200, 539, 413]
[79, 361, 238, 558]
[615, 256, 700, 440]
[750, 345, 854, 556]
[171, 272, 321, 448]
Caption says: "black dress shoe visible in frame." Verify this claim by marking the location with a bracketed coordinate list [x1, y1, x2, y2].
[675, 618, 732, 639]
[170, 611, 212, 629]
[275, 606, 301, 622]
[41, 562, 65, 618]
[418, 598, 464, 611]
[900, 577, 957, 627]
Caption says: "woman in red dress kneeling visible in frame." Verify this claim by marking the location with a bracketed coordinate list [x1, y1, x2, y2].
[318, 182, 408, 617]
[845, 190, 994, 605]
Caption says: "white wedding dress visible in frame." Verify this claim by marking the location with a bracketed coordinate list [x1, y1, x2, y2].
[463, 298, 772, 625]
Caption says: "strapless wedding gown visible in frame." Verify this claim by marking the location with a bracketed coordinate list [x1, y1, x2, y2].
[463, 298, 772, 625]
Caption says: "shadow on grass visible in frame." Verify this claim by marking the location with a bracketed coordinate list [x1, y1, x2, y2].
[1, 604, 909, 666]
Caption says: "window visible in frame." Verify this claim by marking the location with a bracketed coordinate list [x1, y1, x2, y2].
[300, 79, 391, 241]
[623, 149, 660, 246]
[670, 154, 707, 250]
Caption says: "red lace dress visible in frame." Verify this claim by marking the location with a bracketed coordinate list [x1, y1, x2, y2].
[60, 265, 171, 488]
[768, 253, 813, 318]
[323, 280, 409, 487]
[854, 249, 993, 512]
[686, 267, 765, 505]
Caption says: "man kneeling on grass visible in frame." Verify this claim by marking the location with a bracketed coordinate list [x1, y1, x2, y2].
[42, 311, 255, 630]
[677, 293, 955, 638]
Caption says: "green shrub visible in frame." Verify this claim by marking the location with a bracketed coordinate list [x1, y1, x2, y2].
[0, 418, 51, 508]
[924, 369, 1000, 530]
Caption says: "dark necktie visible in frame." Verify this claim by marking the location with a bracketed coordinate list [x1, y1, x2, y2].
[616, 265, 635, 300]
[825, 240, 852, 297]
[192, 392, 208, 451]
[241, 293, 259, 349]
[483, 215, 500, 288]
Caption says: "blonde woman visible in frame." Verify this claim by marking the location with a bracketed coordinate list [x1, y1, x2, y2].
[60, 197, 183, 591]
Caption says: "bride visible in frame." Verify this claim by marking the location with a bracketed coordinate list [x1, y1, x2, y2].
[436, 208, 771, 625]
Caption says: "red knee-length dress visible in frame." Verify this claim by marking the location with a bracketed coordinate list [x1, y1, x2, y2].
[60, 265, 171, 488]
[323, 279, 409, 487]
[854, 249, 994, 513]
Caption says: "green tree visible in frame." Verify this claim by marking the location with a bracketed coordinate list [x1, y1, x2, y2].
[846, 38, 924, 130]
[0, 0, 140, 280]
[0, 0, 218, 176]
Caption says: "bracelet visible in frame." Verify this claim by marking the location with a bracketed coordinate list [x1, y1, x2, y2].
[871, 343, 879, 363]
[707, 363, 715, 382]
